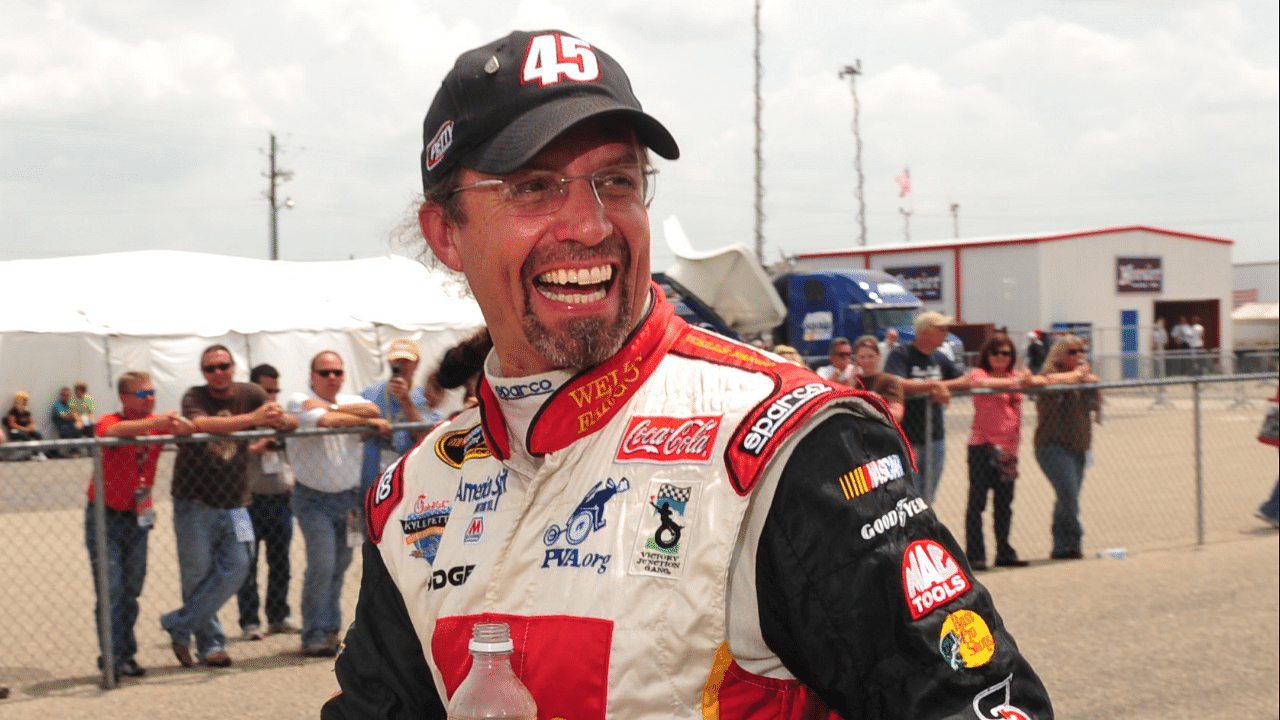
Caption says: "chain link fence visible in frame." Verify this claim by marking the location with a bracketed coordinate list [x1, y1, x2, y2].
[1, 375, 1276, 694]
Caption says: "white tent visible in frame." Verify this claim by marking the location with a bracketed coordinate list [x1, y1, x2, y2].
[0, 250, 485, 436]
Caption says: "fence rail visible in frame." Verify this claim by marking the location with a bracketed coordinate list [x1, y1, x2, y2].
[0, 374, 1276, 694]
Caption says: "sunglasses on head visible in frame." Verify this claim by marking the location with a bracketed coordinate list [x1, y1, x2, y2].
[315, 369, 344, 378]
[133, 389, 155, 399]
[202, 362, 232, 373]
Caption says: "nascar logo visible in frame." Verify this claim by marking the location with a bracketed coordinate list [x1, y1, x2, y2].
[838, 453, 905, 501]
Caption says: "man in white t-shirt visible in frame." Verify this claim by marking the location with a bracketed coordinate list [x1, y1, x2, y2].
[814, 337, 857, 386]
[287, 351, 390, 657]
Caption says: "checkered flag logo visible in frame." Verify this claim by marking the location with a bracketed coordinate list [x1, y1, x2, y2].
[657, 484, 691, 504]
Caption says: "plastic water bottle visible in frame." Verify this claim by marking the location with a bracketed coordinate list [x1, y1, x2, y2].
[446, 621, 537, 720]
[1097, 547, 1127, 559]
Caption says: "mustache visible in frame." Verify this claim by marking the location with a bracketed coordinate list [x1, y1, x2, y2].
[521, 236, 630, 282]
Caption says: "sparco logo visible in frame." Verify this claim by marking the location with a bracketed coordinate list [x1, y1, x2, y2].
[427, 564, 475, 590]
[425, 120, 453, 170]
[616, 416, 720, 464]
[741, 383, 832, 455]
[861, 497, 928, 540]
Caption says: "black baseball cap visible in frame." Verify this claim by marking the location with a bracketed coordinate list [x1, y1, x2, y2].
[420, 30, 680, 191]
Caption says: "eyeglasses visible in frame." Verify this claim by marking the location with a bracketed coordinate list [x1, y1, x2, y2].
[833, 352, 853, 358]
[1066, 348, 1084, 355]
[202, 362, 232, 373]
[263, 388, 280, 395]
[452, 164, 657, 216]
[314, 369, 345, 378]
[133, 389, 155, 399]
[991, 350, 1013, 357]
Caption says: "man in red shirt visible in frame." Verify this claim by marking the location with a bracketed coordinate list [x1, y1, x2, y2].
[86, 371, 193, 679]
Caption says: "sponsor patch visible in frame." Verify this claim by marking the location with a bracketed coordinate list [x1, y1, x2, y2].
[463, 516, 484, 544]
[403, 503, 452, 565]
[426, 564, 475, 591]
[973, 674, 1032, 720]
[615, 416, 720, 465]
[456, 468, 508, 513]
[492, 378, 555, 400]
[740, 383, 833, 456]
[939, 609, 995, 670]
[425, 120, 453, 170]
[629, 480, 701, 579]
[860, 496, 928, 540]
[541, 478, 630, 575]
[902, 539, 972, 620]
[838, 453, 906, 501]
[435, 424, 491, 468]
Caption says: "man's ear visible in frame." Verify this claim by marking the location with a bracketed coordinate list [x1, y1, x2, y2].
[419, 202, 465, 272]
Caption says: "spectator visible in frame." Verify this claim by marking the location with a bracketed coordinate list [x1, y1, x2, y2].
[1152, 317, 1169, 378]
[771, 344, 805, 366]
[4, 391, 46, 461]
[851, 334, 904, 422]
[1255, 390, 1279, 528]
[322, 29, 1051, 718]
[1025, 329, 1047, 374]
[1170, 315, 1192, 374]
[161, 344, 296, 669]
[287, 351, 389, 657]
[236, 363, 299, 641]
[884, 311, 970, 503]
[815, 336, 857, 386]
[964, 333, 1044, 571]
[877, 327, 899, 370]
[85, 371, 193, 679]
[52, 386, 93, 455]
[1033, 334, 1101, 560]
[1188, 315, 1206, 373]
[360, 338, 444, 497]
[70, 381, 97, 427]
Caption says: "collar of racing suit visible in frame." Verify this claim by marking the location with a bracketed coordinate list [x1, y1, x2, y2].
[475, 281, 687, 461]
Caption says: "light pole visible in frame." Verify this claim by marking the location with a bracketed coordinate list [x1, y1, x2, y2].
[753, 0, 765, 264]
[264, 132, 294, 261]
[950, 203, 960, 238]
[839, 61, 866, 246]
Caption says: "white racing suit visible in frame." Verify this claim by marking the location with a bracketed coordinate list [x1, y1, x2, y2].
[322, 288, 1053, 719]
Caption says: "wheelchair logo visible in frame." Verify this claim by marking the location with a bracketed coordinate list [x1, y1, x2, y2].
[543, 477, 631, 546]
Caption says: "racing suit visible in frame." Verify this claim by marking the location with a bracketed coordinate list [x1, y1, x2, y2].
[322, 287, 1052, 719]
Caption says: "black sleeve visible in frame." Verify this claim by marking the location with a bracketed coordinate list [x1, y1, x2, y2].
[756, 413, 1054, 719]
[321, 540, 446, 720]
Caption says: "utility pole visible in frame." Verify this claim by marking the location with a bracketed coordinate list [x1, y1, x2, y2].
[900, 207, 912, 243]
[263, 132, 294, 261]
[752, 0, 765, 264]
[839, 62, 866, 246]
[950, 203, 960, 238]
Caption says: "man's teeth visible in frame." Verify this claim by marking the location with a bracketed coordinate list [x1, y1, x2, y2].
[536, 265, 612, 303]
[537, 265, 612, 286]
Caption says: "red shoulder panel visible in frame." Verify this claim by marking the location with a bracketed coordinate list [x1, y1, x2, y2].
[365, 456, 406, 544]
[670, 328, 902, 495]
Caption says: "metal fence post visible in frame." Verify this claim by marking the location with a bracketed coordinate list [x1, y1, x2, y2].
[90, 441, 117, 689]
[1193, 379, 1205, 546]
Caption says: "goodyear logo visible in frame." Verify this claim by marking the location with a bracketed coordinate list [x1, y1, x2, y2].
[838, 454, 905, 501]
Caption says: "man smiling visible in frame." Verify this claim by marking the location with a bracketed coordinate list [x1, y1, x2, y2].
[324, 30, 1051, 720]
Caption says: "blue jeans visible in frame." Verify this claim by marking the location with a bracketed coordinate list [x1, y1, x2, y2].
[85, 504, 149, 666]
[237, 492, 294, 629]
[910, 438, 947, 504]
[1035, 443, 1087, 554]
[292, 483, 360, 646]
[161, 498, 252, 659]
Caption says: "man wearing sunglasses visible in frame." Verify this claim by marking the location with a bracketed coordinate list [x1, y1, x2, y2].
[286, 351, 389, 657]
[86, 372, 192, 679]
[163, 344, 296, 669]
[324, 30, 1050, 719]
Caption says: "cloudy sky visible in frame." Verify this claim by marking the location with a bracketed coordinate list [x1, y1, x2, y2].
[2, 0, 1276, 273]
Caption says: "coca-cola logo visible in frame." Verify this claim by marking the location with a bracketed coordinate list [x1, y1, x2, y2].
[616, 415, 720, 464]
